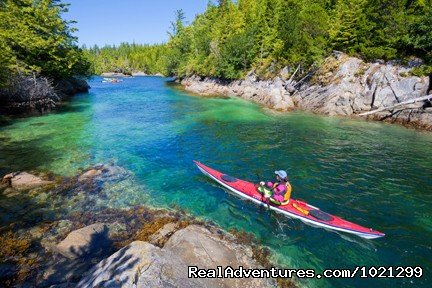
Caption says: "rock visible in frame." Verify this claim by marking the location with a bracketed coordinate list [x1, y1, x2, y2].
[0, 75, 89, 115]
[78, 169, 102, 182]
[179, 52, 431, 130]
[67, 77, 90, 93]
[407, 57, 424, 68]
[279, 66, 290, 80]
[132, 71, 147, 76]
[55, 223, 112, 260]
[101, 72, 128, 78]
[154, 73, 165, 77]
[55, 77, 90, 99]
[78, 241, 203, 288]
[294, 54, 431, 128]
[164, 225, 275, 288]
[39, 257, 92, 287]
[148, 222, 178, 246]
[0, 263, 18, 279]
[78, 164, 130, 183]
[2, 172, 53, 189]
[79, 226, 276, 288]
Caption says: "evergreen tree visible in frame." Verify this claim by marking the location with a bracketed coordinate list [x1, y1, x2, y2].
[0, 0, 90, 80]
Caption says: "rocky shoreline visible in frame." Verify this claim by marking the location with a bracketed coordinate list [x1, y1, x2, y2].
[101, 72, 165, 77]
[0, 165, 294, 288]
[0, 76, 90, 116]
[179, 53, 432, 131]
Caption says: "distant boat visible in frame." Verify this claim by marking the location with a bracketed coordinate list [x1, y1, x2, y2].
[102, 78, 123, 83]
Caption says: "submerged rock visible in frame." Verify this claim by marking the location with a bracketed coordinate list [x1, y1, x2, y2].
[2, 172, 53, 189]
[78, 169, 102, 182]
[78, 164, 131, 183]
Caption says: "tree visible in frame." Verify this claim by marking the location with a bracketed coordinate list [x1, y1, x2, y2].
[0, 0, 90, 80]
[329, 0, 374, 56]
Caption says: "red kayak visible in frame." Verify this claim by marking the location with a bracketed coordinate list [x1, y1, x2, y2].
[194, 161, 385, 239]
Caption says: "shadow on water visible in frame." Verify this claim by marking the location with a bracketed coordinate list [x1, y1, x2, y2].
[0, 137, 59, 176]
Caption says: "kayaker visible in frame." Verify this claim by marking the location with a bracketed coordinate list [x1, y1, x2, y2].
[259, 170, 292, 205]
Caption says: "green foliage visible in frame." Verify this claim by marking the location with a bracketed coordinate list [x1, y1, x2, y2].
[0, 0, 90, 81]
[84, 43, 169, 75]
[86, 0, 432, 79]
[163, 0, 333, 79]
[410, 65, 432, 77]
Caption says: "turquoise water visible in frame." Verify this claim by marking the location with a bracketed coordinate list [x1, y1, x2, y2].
[1, 76, 431, 287]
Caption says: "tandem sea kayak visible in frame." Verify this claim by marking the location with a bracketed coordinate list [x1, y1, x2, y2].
[194, 161, 385, 240]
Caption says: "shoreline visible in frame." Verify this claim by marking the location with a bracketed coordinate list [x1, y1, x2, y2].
[178, 53, 432, 131]
[0, 165, 295, 287]
[0, 77, 90, 116]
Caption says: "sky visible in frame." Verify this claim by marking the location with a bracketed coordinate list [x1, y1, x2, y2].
[64, 0, 209, 47]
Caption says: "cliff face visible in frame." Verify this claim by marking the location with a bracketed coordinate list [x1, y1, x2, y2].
[294, 54, 431, 129]
[180, 53, 431, 130]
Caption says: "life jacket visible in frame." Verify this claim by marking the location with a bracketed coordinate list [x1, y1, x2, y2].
[270, 181, 292, 205]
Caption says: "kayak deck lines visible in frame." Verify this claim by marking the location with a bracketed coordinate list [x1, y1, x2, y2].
[194, 161, 385, 240]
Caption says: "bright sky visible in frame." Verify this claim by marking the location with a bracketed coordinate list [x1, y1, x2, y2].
[64, 0, 209, 47]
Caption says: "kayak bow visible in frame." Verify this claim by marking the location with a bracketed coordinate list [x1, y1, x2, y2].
[194, 161, 385, 239]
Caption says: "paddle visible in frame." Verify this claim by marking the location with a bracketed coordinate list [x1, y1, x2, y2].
[255, 171, 270, 210]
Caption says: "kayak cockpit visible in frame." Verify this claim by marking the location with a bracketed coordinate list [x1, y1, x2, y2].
[221, 174, 238, 182]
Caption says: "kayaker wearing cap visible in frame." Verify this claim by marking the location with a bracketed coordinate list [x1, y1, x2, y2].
[259, 170, 292, 205]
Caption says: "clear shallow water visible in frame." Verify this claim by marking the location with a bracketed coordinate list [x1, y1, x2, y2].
[1, 76, 431, 287]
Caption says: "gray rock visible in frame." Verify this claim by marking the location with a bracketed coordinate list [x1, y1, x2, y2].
[148, 222, 178, 246]
[77, 241, 204, 288]
[164, 225, 275, 288]
[101, 72, 128, 78]
[294, 54, 431, 128]
[179, 52, 431, 129]
[407, 57, 424, 68]
[131, 71, 147, 76]
[279, 66, 290, 80]
[79, 225, 276, 288]
[55, 223, 112, 260]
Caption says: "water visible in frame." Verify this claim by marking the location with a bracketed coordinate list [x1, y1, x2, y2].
[1, 76, 431, 287]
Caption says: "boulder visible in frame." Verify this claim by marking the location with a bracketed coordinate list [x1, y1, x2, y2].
[2, 172, 53, 189]
[77, 241, 204, 288]
[55, 77, 90, 98]
[164, 225, 275, 288]
[79, 225, 276, 288]
[55, 223, 112, 260]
